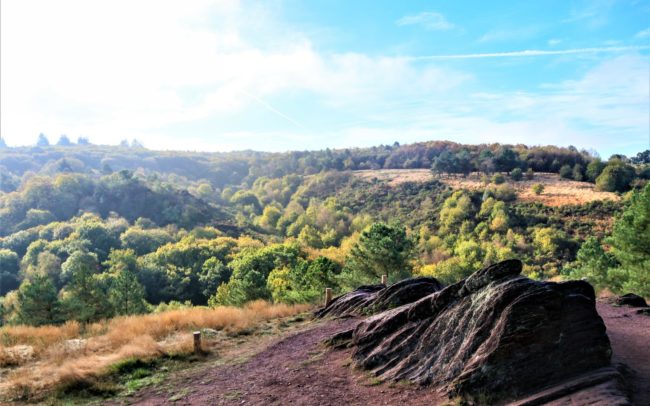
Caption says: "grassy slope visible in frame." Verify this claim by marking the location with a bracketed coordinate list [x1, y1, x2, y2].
[354, 169, 620, 206]
[0, 302, 310, 404]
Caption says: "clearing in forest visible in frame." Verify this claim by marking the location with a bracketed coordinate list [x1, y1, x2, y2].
[353, 169, 620, 206]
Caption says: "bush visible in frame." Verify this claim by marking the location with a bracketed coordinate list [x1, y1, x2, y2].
[531, 184, 544, 195]
[595, 161, 635, 192]
[572, 164, 584, 181]
[510, 168, 523, 181]
[525, 168, 534, 180]
[559, 165, 572, 179]
[491, 185, 517, 202]
[492, 174, 505, 185]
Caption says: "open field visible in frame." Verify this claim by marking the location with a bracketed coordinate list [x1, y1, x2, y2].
[354, 169, 620, 206]
[0, 301, 310, 403]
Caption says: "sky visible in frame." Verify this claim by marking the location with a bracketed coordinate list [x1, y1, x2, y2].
[1, 0, 649, 158]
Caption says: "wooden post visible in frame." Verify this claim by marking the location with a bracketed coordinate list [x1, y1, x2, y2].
[193, 331, 201, 353]
[325, 288, 332, 307]
[381, 274, 387, 285]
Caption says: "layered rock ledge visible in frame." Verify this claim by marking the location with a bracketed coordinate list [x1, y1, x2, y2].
[320, 259, 631, 404]
[315, 277, 444, 318]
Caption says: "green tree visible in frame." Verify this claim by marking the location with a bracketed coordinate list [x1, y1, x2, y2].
[586, 158, 606, 182]
[213, 244, 303, 305]
[572, 164, 584, 181]
[608, 183, 650, 297]
[342, 223, 414, 287]
[510, 168, 523, 181]
[595, 161, 635, 192]
[60, 251, 110, 322]
[564, 237, 617, 291]
[109, 268, 147, 316]
[15, 274, 61, 326]
[559, 164, 572, 179]
[0, 249, 20, 295]
[199, 257, 232, 299]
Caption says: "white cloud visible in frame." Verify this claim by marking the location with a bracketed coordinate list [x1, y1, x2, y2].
[396, 12, 454, 31]
[408, 45, 650, 60]
[1, 1, 468, 147]
[478, 26, 541, 43]
[0, 0, 647, 158]
[636, 28, 650, 38]
[548, 39, 562, 46]
[564, 0, 615, 28]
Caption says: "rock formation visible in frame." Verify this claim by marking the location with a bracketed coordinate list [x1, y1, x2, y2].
[314, 277, 444, 318]
[615, 293, 648, 308]
[322, 259, 630, 404]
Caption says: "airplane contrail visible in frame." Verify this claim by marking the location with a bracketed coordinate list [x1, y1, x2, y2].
[407, 45, 650, 61]
[239, 89, 306, 129]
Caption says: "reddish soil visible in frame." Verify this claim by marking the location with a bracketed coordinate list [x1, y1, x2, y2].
[126, 303, 649, 406]
[597, 301, 650, 405]
[127, 318, 445, 405]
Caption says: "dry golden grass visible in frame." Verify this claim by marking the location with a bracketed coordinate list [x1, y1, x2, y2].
[354, 169, 433, 186]
[353, 169, 620, 207]
[0, 301, 310, 401]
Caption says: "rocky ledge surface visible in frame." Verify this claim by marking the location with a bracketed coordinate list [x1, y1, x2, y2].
[320, 259, 631, 405]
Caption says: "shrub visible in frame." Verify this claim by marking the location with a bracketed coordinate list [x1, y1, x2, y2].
[510, 168, 523, 181]
[491, 174, 505, 185]
[595, 161, 635, 192]
[572, 164, 584, 181]
[525, 168, 534, 180]
[559, 165, 572, 179]
[531, 184, 544, 195]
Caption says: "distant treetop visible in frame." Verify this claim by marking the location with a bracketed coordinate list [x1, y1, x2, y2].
[36, 133, 50, 147]
[57, 135, 72, 146]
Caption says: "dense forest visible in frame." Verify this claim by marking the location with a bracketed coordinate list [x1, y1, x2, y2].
[0, 136, 649, 326]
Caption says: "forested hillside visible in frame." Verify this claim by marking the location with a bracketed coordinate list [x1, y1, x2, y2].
[0, 139, 649, 326]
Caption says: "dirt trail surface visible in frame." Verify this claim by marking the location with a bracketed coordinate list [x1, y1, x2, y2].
[126, 318, 445, 405]
[597, 301, 650, 405]
[125, 302, 648, 406]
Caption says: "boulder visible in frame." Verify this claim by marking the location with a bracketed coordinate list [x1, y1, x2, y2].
[328, 260, 617, 403]
[615, 293, 648, 308]
[314, 277, 444, 318]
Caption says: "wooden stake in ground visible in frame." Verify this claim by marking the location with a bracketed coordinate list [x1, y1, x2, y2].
[193, 331, 202, 353]
[381, 275, 387, 285]
[325, 288, 333, 307]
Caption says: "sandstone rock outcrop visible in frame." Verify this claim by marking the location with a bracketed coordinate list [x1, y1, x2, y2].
[615, 293, 648, 308]
[323, 259, 627, 404]
[315, 277, 443, 318]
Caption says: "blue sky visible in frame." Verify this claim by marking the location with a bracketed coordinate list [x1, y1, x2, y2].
[1, 0, 649, 157]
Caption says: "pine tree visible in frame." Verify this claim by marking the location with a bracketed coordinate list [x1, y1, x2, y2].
[16, 274, 61, 326]
[342, 223, 414, 287]
[61, 251, 111, 322]
[608, 183, 650, 297]
[110, 268, 147, 315]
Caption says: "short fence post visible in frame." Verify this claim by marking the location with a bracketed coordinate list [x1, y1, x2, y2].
[381, 275, 387, 285]
[325, 288, 333, 307]
[193, 331, 202, 353]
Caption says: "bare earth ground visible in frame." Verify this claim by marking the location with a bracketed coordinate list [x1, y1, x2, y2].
[123, 317, 445, 405]
[353, 169, 620, 207]
[597, 302, 650, 405]
[121, 302, 647, 406]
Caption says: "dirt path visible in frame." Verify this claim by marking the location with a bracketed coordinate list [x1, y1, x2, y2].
[597, 302, 650, 405]
[125, 303, 648, 406]
[126, 318, 444, 405]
